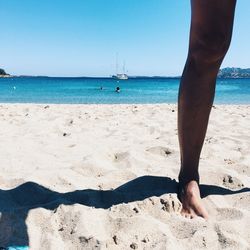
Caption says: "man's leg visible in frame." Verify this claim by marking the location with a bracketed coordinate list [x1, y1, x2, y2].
[178, 0, 237, 218]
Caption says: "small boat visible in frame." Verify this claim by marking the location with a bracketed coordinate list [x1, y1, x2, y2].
[112, 54, 128, 80]
[112, 73, 128, 80]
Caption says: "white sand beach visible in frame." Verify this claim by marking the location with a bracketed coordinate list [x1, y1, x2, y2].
[0, 104, 249, 249]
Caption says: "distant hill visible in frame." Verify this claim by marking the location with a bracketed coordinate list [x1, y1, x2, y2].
[218, 67, 250, 78]
[0, 68, 7, 75]
[0, 68, 11, 78]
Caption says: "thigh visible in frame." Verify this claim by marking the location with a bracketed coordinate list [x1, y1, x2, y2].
[190, 0, 237, 53]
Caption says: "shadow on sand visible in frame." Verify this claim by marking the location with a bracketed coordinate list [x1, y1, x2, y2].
[0, 175, 249, 247]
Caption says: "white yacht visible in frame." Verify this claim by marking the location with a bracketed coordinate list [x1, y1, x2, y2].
[112, 55, 128, 80]
[112, 73, 128, 80]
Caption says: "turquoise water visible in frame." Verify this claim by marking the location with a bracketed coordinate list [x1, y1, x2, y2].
[0, 77, 250, 104]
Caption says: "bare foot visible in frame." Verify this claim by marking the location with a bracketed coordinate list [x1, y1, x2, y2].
[179, 181, 208, 219]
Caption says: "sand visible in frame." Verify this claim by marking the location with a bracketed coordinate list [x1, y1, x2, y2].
[0, 103, 249, 249]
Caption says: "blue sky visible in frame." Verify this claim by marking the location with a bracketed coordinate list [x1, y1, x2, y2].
[0, 0, 249, 77]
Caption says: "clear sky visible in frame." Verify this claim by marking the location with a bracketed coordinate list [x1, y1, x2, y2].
[0, 0, 249, 77]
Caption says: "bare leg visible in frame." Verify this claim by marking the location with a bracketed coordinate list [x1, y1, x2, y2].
[178, 0, 237, 219]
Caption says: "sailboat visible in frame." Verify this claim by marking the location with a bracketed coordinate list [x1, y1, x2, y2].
[112, 55, 128, 80]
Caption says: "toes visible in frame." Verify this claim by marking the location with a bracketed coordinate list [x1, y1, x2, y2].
[181, 209, 192, 219]
[190, 214, 196, 219]
[181, 205, 206, 219]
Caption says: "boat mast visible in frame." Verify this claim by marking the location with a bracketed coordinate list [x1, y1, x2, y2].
[116, 53, 119, 75]
[123, 60, 126, 74]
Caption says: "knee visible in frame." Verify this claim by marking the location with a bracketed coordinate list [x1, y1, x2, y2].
[189, 31, 232, 65]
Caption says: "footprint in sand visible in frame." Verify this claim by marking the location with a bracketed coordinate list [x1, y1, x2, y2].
[114, 152, 130, 162]
[78, 236, 101, 249]
[222, 175, 244, 189]
[215, 208, 243, 221]
[146, 146, 172, 157]
[169, 220, 202, 240]
[160, 195, 181, 213]
[54, 207, 81, 238]
[214, 224, 243, 249]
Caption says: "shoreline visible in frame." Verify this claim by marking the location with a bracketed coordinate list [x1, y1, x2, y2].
[0, 103, 250, 106]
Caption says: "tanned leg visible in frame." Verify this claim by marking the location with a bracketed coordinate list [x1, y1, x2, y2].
[178, 0, 237, 219]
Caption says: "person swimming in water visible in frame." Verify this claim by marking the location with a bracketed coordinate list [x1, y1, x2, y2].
[115, 87, 120, 93]
[178, 0, 236, 219]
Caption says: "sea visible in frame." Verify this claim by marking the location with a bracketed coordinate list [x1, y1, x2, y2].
[0, 77, 250, 104]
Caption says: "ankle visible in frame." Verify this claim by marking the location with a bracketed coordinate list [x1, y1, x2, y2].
[185, 181, 200, 194]
[178, 170, 200, 186]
